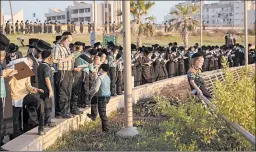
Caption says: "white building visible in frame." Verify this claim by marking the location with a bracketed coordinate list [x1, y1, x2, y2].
[45, 1, 122, 26]
[164, 0, 256, 27]
[3, 9, 24, 24]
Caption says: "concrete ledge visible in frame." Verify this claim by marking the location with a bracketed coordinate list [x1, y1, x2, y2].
[3, 65, 254, 151]
[2, 75, 189, 151]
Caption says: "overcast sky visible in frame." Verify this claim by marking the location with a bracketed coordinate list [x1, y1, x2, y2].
[1, 1, 214, 24]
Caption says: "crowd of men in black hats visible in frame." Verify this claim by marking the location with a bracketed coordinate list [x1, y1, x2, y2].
[2, 20, 97, 35]
[0, 30, 255, 150]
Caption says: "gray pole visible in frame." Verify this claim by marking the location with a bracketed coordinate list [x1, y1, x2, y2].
[244, 0, 248, 65]
[117, 0, 139, 137]
[0, 0, 2, 33]
[200, 0, 203, 47]
[106, 0, 109, 34]
[94, 0, 97, 42]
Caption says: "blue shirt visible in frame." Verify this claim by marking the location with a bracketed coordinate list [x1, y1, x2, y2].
[0, 63, 6, 98]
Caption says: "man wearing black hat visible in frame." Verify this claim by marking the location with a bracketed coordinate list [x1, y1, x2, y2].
[115, 52, 123, 95]
[112, 21, 116, 33]
[53, 36, 62, 45]
[53, 32, 74, 118]
[15, 20, 19, 34]
[141, 47, 154, 84]
[0, 34, 17, 151]
[131, 44, 143, 87]
[87, 64, 111, 132]
[70, 41, 87, 115]
[4, 21, 10, 35]
[88, 22, 91, 33]
[6, 43, 23, 64]
[38, 21, 42, 34]
[27, 39, 48, 87]
[94, 42, 102, 49]
[80, 22, 84, 34]
[104, 22, 108, 33]
[43, 21, 47, 33]
[29, 21, 33, 34]
[20, 21, 24, 34]
[25, 20, 29, 34]
[108, 46, 119, 96]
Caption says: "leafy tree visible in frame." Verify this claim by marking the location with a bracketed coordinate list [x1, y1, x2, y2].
[168, 3, 200, 48]
[117, 0, 155, 47]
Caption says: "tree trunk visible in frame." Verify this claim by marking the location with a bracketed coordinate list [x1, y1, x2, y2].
[182, 32, 189, 48]
[137, 15, 142, 47]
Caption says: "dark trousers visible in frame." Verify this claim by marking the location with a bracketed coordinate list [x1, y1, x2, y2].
[81, 72, 90, 106]
[109, 67, 117, 95]
[90, 96, 110, 132]
[200, 86, 212, 99]
[116, 70, 123, 94]
[55, 71, 73, 116]
[71, 72, 83, 113]
[135, 67, 142, 87]
[0, 98, 3, 145]
[13, 94, 44, 137]
[39, 93, 52, 125]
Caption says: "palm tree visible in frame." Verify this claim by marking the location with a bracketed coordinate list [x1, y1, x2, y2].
[133, 0, 155, 47]
[117, 0, 155, 47]
[168, 3, 199, 48]
[145, 15, 156, 23]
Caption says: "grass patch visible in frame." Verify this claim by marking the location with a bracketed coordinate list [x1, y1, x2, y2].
[47, 85, 254, 151]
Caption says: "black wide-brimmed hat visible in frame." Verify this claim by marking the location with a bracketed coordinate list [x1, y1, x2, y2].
[116, 53, 122, 60]
[94, 42, 101, 48]
[26, 38, 39, 48]
[0, 34, 10, 47]
[131, 43, 137, 50]
[89, 49, 98, 55]
[53, 35, 62, 44]
[34, 40, 52, 52]
[8, 43, 19, 53]
[107, 41, 115, 47]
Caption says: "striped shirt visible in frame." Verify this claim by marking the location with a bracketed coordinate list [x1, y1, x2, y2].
[53, 43, 73, 71]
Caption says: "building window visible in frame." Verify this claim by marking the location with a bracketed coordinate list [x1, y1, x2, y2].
[229, 13, 232, 16]
[47, 17, 51, 21]
[57, 16, 61, 20]
[79, 17, 84, 22]
[79, 9, 84, 13]
[52, 16, 56, 20]
[62, 15, 65, 19]
[85, 8, 90, 12]
[218, 14, 221, 17]
[72, 18, 78, 22]
[73, 9, 78, 14]
[85, 17, 91, 22]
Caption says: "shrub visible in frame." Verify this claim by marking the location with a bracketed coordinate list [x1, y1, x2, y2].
[212, 57, 255, 136]
[155, 31, 164, 37]
[248, 29, 255, 36]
